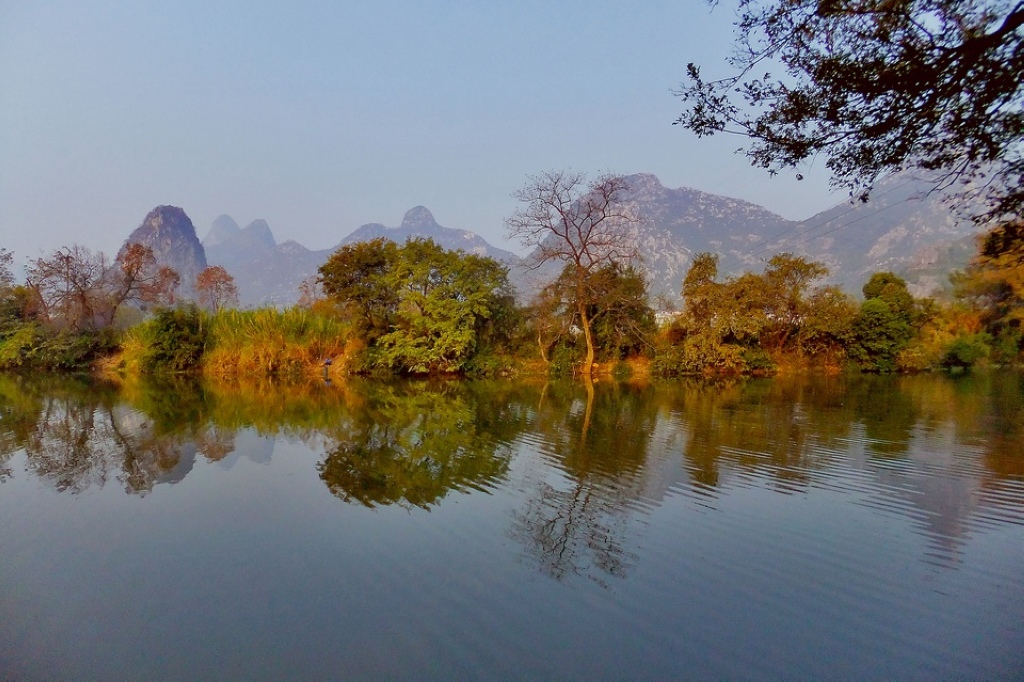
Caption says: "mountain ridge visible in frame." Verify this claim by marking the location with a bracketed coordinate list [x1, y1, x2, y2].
[167, 172, 983, 307]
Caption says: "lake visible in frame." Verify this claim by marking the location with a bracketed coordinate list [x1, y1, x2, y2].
[1, 372, 1022, 679]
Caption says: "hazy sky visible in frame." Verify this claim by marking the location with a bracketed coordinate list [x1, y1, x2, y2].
[1, 0, 842, 265]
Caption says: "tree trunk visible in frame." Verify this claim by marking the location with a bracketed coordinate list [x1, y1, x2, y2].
[579, 300, 595, 376]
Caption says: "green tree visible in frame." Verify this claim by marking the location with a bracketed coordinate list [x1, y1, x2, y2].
[849, 275, 920, 372]
[527, 263, 654, 370]
[675, 0, 1024, 224]
[588, 263, 656, 360]
[317, 237, 399, 340]
[506, 171, 641, 375]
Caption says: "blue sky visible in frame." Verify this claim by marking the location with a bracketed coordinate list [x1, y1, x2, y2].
[1, 0, 841, 263]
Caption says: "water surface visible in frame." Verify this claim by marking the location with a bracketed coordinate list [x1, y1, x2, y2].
[1, 372, 1022, 679]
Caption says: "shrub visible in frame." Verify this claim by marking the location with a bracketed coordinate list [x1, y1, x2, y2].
[142, 306, 207, 373]
[941, 333, 991, 370]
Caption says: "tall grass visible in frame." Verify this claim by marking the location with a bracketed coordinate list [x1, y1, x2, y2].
[203, 308, 353, 377]
[120, 307, 355, 378]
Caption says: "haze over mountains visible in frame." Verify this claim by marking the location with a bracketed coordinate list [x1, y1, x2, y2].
[119, 172, 982, 308]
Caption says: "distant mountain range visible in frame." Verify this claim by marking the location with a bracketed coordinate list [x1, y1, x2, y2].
[118, 173, 983, 308]
[606, 172, 980, 300]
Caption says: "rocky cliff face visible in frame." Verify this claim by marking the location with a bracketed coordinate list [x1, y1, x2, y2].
[119, 205, 207, 295]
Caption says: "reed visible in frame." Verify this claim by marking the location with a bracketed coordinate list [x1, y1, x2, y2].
[202, 307, 353, 377]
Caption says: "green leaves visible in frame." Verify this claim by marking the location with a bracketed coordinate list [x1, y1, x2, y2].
[320, 237, 514, 374]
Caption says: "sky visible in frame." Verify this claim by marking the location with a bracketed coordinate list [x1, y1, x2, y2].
[0, 0, 843, 266]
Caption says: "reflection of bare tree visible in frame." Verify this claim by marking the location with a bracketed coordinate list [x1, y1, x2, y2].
[511, 478, 637, 587]
[25, 398, 117, 492]
[510, 381, 656, 586]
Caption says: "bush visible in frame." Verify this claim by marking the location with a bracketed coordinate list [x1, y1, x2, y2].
[0, 323, 117, 371]
[941, 333, 991, 370]
[740, 347, 777, 375]
[651, 334, 746, 376]
[141, 306, 207, 373]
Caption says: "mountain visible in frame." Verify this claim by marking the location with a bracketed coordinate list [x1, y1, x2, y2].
[779, 174, 980, 294]
[341, 206, 519, 264]
[203, 214, 241, 249]
[119, 205, 207, 295]
[189, 173, 981, 308]
[527, 173, 981, 303]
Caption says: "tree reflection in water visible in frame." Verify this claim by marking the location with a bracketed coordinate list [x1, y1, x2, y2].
[316, 380, 531, 509]
[0, 371, 1020, 572]
[510, 379, 660, 586]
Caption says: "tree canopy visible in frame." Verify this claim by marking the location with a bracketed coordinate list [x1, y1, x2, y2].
[318, 237, 514, 374]
[675, 0, 1024, 223]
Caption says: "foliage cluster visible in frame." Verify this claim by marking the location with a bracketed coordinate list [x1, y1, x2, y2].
[657, 252, 856, 375]
[318, 237, 517, 375]
[675, 0, 1024, 225]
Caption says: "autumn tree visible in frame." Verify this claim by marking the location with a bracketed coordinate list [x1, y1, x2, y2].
[25, 244, 178, 330]
[954, 220, 1024, 358]
[195, 265, 239, 312]
[506, 171, 640, 374]
[675, 0, 1024, 223]
[113, 243, 179, 314]
[668, 252, 854, 374]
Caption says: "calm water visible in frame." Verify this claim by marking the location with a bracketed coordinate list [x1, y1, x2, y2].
[1, 372, 1022, 679]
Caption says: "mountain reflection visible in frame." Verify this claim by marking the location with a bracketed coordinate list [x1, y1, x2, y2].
[0, 372, 1021, 572]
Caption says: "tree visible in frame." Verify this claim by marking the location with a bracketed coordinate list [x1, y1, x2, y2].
[195, 266, 239, 312]
[506, 171, 640, 374]
[319, 237, 514, 374]
[24, 244, 178, 330]
[530, 263, 655, 368]
[0, 249, 13, 293]
[849, 272, 921, 371]
[751, 253, 830, 351]
[318, 238, 399, 340]
[375, 238, 513, 373]
[956, 221, 1024, 328]
[675, 0, 1024, 223]
[954, 220, 1024, 358]
[112, 243, 179, 315]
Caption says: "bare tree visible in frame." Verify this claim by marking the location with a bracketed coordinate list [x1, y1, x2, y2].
[25, 244, 178, 330]
[506, 171, 640, 374]
[26, 245, 108, 329]
[195, 265, 238, 312]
